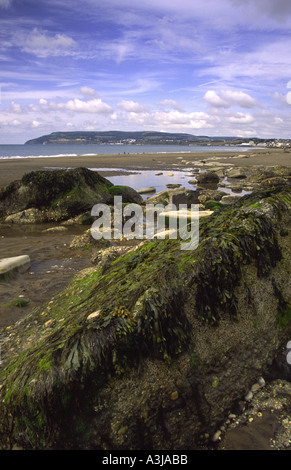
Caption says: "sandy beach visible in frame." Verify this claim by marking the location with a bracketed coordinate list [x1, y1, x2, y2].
[0, 147, 290, 189]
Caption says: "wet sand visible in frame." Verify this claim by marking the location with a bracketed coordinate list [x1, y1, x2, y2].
[0, 147, 290, 188]
[0, 224, 92, 328]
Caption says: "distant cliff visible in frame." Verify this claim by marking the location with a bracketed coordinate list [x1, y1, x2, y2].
[24, 131, 257, 146]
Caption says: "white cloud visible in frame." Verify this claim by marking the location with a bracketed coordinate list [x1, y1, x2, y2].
[203, 91, 229, 108]
[21, 28, 77, 58]
[117, 100, 149, 113]
[157, 99, 184, 111]
[54, 98, 113, 114]
[220, 90, 257, 108]
[204, 90, 258, 109]
[79, 87, 97, 98]
[0, 0, 12, 8]
[10, 101, 21, 112]
[226, 112, 255, 124]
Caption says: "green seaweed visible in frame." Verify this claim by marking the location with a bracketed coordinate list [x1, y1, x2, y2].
[0, 185, 289, 449]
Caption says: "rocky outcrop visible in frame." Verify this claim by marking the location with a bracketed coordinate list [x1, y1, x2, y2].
[0, 167, 143, 224]
[0, 185, 290, 450]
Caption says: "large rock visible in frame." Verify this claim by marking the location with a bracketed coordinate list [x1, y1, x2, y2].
[197, 171, 220, 184]
[0, 168, 143, 223]
[0, 186, 290, 450]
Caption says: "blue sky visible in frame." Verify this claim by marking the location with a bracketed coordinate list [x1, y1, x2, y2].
[1, 0, 291, 143]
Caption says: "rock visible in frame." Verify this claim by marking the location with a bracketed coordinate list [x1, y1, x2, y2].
[0, 186, 290, 450]
[251, 383, 261, 393]
[42, 226, 68, 233]
[0, 168, 143, 223]
[197, 172, 220, 184]
[5, 208, 46, 224]
[226, 168, 247, 179]
[171, 189, 200, 206]
[157, 209, 213, 223]
[245, 391, 253, 402]
[166, 184, 182, 189]
[137, 187, 156, 194]
[171, 391, 179, 400]
[87, 310, 101, 321]
[220, 195, 242, 205]
[212, 430, 222, 442]
[258, 377, 265, 387]
[0, 255, 31, 281]
[145, 188, 200, 206]
[198, 190, 225, 204]
[70, 229, 110, 249]
[260, 177, 289, 188]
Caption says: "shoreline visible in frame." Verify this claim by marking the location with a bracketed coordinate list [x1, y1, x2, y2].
[0, 148, 290, 188]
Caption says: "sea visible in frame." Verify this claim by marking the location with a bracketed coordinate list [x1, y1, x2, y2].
[0, 143, 252, 160]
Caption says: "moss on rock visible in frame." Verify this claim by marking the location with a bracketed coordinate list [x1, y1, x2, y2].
[0, 184, 290, 449]
[0, 167, 143, 223]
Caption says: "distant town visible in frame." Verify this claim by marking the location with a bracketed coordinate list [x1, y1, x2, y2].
[25, 131, 291, 149]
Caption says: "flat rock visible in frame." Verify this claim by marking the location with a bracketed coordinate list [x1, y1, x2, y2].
[226, 168, 247, 179]
[158, 209, 213, 220]
[220, 195, 242, 205]
[137, 187, 156, 194]
[42, 226, 68, 233]
[0, 255, 31, 281]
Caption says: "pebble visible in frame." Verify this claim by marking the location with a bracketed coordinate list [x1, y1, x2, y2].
[87, 310, 101, 321]
[258, 377, 265, 387]
[245, 391, 253, 402]
[171, 391, 179, 401]
[212, 430, 221, 442]
[251, 383, 261, 393]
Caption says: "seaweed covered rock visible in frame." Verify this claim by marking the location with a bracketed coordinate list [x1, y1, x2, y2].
[0, 167, 143, 223]
[0, 185, 290, 450]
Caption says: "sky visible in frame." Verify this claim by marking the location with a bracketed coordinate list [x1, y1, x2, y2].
[1, 0, 291, 143]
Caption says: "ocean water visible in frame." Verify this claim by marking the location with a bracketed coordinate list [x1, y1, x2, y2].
[0, 143, 251, 159]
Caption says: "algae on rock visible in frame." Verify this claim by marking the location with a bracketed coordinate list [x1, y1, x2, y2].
[0, 167, 143, 223]
[0, 185, 290, 450]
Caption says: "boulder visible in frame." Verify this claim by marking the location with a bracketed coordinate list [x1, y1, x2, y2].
[197, 171, 220, 184]
[0, 168, 143, 223]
